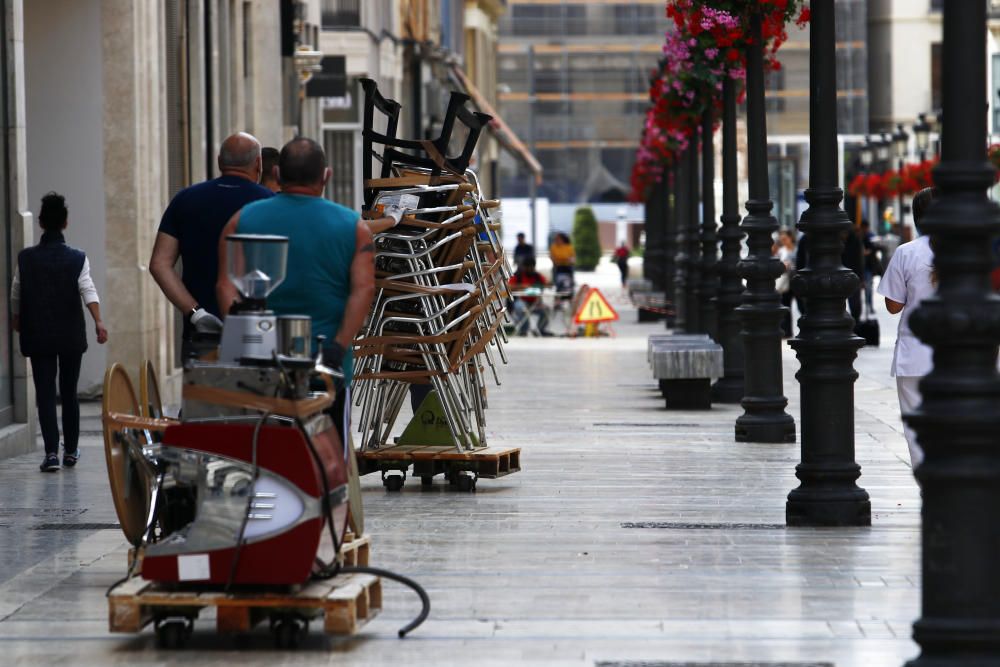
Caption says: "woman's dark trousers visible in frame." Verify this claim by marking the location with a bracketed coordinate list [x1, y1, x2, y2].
[31, 353, 82, 456]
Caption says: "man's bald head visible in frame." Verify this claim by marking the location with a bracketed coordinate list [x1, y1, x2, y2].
[218, 132, 261, 170]
[279, 137, 327, 187]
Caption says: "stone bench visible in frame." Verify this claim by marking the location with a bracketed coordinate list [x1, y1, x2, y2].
[649, 336, 723, 410]
[647, 333, 712, 363]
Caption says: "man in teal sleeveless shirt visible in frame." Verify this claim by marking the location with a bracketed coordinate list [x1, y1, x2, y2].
[216, 138, 397, 436]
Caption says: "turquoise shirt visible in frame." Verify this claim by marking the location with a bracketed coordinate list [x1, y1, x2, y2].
[237, 194, 359, 382]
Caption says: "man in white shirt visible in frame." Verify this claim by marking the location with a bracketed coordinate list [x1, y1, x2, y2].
[876, 187, 937, 468]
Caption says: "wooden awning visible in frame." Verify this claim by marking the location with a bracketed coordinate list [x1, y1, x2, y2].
[449, 65, 543, 185]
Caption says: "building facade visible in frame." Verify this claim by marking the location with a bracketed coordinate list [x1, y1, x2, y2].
[868, 0, 1000, 136]
[497, 0, 669, 204]
[318, 0, 527, 207]
[0, 0, 319, 460]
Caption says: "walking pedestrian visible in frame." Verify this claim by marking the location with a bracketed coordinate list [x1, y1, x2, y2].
[216, 137, 376, 442]
[11, 192, 108, 472]
[260, 146, 281, 193]
[549, 232, 575, 293]
[860, 220, 881, 315]
[513, 232, 535, 269]
[150, 132, 274, 358]
[877, 186, 938, 468]
[775, 230, 796, 337]
[844, 226, 864, 323]
[507, 258, 552, 336]
[613, 242, 630, 288]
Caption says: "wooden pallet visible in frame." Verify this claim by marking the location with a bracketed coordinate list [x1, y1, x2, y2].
[357, 444, 521, 481]
[111, 534, 379, 638]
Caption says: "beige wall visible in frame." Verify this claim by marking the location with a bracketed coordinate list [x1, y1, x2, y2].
[100, 0, 173, 393]
[1, 0, 36, 459]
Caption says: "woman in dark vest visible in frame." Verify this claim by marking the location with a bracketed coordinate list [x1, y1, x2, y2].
[11, 192, 107, 471]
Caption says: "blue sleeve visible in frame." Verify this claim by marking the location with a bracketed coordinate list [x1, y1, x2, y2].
[158, 192, 184, 238]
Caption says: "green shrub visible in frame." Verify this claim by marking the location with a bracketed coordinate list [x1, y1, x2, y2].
[572, 206, 601, 271]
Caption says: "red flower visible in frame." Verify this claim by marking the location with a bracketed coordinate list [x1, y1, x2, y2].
[727, 48, 740, 61]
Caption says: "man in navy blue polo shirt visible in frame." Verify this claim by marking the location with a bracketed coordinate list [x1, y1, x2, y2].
[150, 132, 274, 354]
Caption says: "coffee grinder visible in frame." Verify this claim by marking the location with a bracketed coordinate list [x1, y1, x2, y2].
[218, 234, 287, 363]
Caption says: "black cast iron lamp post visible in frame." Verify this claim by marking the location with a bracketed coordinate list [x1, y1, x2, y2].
[699, 112, 719, 339]
[734, 8, 795, 443]
[878, 133, 892, 166]
[664, 164, 677, 323]
[859, 140, 874, 171]
[914, 113, 931, 162]
[712, 78, 745, 404]
[905, 1, 1000, 664]
[893, 123, 909, 232]
[893, 124, 908, 162]
[685, 139, 702, 335]
[673, 148, 691, 332]
[785, 0, 870, 527]
[873, 134, 891, 231]
[856, 139, 874, 229]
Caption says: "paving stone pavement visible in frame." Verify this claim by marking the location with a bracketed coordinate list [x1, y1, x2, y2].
[0, 263, 921, 666]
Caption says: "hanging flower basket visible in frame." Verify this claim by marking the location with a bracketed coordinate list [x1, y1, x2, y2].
[629, 1, 810, 201]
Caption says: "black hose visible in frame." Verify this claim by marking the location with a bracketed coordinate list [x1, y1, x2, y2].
[339, 565, 430, 637]
[294, 414, 344, 572]
[225, 410, 270, 592]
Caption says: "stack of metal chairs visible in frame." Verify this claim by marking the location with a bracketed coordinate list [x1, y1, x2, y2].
[352, 79, 511, 453]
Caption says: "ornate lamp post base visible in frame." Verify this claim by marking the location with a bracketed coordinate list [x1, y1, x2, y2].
[786, 466, 871, 526]
[735, 412, 796, 443]
[711, 379, 744, 404]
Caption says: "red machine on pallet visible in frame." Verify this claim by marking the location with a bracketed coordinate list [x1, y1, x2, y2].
[104, 234, 351, 588]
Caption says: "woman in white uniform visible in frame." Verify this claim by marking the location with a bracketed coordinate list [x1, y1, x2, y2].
[876, 186, 937, 468]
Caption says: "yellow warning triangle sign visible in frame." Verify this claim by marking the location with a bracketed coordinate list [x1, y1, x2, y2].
[573, 287, 619, 324]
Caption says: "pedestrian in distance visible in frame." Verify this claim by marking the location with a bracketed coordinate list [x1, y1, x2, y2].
[260, 146, 281, 193]
[150, 132, 274, 359]
[774, 229, 796, 338]
[877, 186, 939, 469]
[507, 257, 552, 336]
[860, 219, 881, 316]
[613, 242, 630, 289]
[11, 192, 108, 472]
[549, 232, 576, 295]
[216, 137, 376, 443]
[513, 232, 535, 269]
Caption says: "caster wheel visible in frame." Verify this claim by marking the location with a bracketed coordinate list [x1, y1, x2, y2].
[156, 620, 189, 649]
[421, 476, 434, 487]
[384, 474, 404, 492]
[455, 473, 476, 492]
[273, 617, 307, 649]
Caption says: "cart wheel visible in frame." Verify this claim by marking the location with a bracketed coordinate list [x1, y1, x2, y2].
[383, 474, 404, 492]
[273, 617, 308, 649]
[455, 472, 476, 493]
[421, 475, 434, 487]
[156, 620, 188, 649]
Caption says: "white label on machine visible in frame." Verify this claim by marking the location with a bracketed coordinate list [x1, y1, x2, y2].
[177, 554, 211, 581]
[378, 193, 420, 211]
